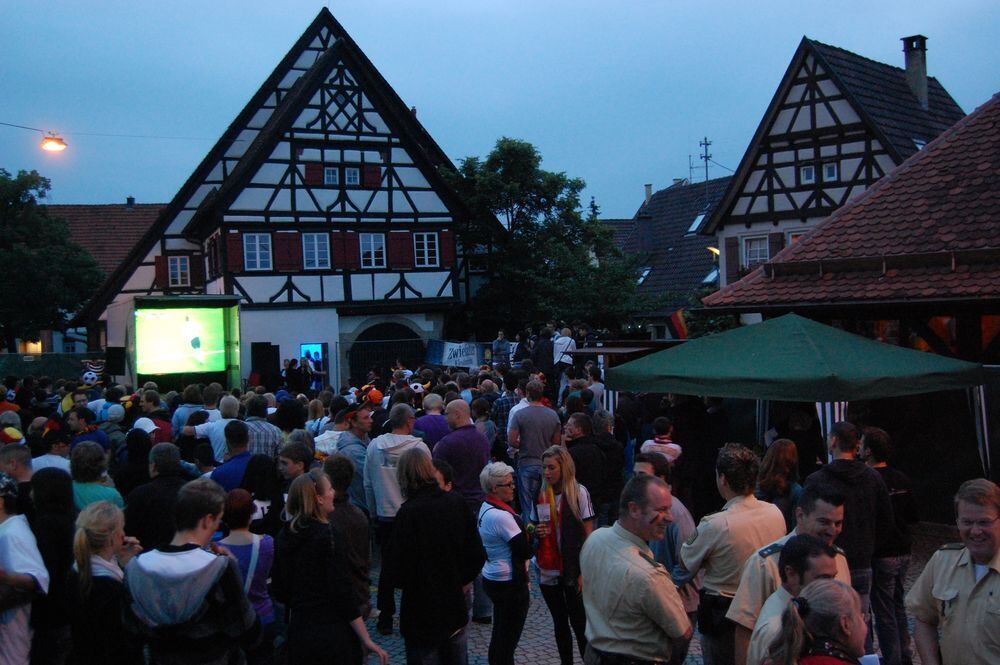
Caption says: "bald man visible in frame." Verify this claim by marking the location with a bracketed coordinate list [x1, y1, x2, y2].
[433, 399, 490, 513]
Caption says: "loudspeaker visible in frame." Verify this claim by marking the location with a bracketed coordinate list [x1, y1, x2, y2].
[105, 347, 126, 375]
[251, 342, 281, 390]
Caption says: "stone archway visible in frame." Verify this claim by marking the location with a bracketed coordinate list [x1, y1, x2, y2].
[347, 322, 425, 386]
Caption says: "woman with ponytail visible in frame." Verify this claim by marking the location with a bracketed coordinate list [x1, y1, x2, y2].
[534, 445, 595, 665]
[67, 501, 143, 664]
[764, 578, 868, 665]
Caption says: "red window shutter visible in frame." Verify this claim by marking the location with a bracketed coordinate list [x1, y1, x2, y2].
[227, 232, 244, 272]
[388, 231, 414, 269]
[191, 254, 206, 287]
[304, 163, 323, 186]
[768, 232, 785, 261]
[344, 232, 361, 270]
[154, 256, 168, 288]
[724, 236, 739, 284]
[440, 230, 455, 268]
[331, 231, 346, 268]
[362, 165, 382, 189]
[273, 233, 302, 272]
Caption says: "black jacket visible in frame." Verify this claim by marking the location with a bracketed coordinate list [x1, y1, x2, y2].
[272, 519, 358, 623]
[383, 485, 486, 647]
[68, 573, 142, 665]
[567, 435, 606, 505]
[593, 431, 625, 507]
[125, 473, 187, 550]
[531, 337, 555, 372]
[805, 458, 894, 569]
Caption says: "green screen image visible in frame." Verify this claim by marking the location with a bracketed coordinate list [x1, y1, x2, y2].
[136, 308, 227, 375]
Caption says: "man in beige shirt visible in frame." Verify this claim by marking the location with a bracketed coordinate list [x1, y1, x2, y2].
[581, 474, 692, 664]
[905, 478, 1000, 665]
[729, 483, 852, 665]
[746, 534, 839, 665]
[681, 444, 786, 665]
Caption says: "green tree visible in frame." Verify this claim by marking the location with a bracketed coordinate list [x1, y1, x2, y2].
[444, 138, 651, 337]
[0, 169, 104, 351]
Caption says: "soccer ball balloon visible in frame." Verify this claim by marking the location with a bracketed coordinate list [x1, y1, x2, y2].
[81, 370, 99, 387]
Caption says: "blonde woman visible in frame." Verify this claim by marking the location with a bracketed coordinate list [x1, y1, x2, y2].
[534, 445, 595, 665]
[272, 468, 388, 665]
[764, 579, 867, 665]
[67, 501, 143, 664]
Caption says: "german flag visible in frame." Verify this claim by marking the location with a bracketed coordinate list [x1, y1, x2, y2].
[666, 309, 689, 340]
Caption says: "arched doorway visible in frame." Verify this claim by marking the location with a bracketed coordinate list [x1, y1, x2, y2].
[348, 322, 425, 386]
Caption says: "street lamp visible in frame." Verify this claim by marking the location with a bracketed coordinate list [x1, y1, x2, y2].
[40, 132, 67, 152]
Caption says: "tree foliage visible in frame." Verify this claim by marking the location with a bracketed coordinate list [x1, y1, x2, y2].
[0, 169, 104, 351]
[444, 138, 650, 337]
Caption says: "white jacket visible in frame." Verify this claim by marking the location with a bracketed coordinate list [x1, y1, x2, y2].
[363, 433, 430, 518]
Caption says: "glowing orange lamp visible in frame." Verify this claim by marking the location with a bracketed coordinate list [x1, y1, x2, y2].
[40, 132, 67, 152]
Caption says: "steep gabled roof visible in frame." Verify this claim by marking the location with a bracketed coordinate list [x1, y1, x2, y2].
[605, 177, 730, 316]
[703, 93, 999, 310]
[809, 39, 964, 161]
[78, 8, 479, 323]
[49, 203, 164, 276]
[704, 36, 964, 234]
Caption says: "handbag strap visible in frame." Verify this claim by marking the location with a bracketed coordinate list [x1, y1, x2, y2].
[244, 534, 261, 594]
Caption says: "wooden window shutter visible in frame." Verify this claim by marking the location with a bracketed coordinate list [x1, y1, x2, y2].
[274, 232, 302, 272]
[362, 165, 382, 189]
[226, 232, 244, 272]
[191, 254, 206, 287]
[331, 231, 346, 269]
[768, 232, 785, 261]
[153, 256, 168, 288]
[440, 230, 455, 268]
[304, 163, 323, 186]
[344, 232, 361, 270]
[724, 236, 739, 284]
[387, 231, 414, 269]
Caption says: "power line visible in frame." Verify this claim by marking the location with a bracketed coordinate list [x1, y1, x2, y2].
[709, 158, 735, 173]
[0, 121, 45, 133]
[0, 120, 240, 142]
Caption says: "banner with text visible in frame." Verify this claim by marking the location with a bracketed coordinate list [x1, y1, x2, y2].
[425, 340, 491, 370]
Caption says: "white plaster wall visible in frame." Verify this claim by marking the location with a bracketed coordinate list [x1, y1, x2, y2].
[239, 307, 341, 383]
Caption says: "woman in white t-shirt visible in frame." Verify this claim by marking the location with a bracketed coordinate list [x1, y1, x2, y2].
[477, 462, 533, 665]
[533, 446, 595, 665]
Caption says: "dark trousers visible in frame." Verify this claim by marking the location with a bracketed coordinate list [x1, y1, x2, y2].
[375, 518, 396, 627]
[698, 591, 734, 665]
[872, 556, 913, 665]
[540, 581, 588, 665]
[482, 578, 530, 665]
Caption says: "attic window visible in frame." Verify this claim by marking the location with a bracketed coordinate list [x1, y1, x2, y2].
[168, 256, 190, 287]
[637, 267, 652, 285]
[687, 212, 707, 234]
[324, 167, 339, 185]
[702, 268, 719, 285]
[800, 165, 816, 185]
[912, 138, 927, 150]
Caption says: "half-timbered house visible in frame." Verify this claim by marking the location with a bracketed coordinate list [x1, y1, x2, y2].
[76, 9, 479, 386]
[703, 35, 964, 286]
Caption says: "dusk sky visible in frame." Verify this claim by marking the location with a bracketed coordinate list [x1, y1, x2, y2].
[3, 1, 998, 218]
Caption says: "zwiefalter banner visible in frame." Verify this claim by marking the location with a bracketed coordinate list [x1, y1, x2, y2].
[425, 340, 491, 370]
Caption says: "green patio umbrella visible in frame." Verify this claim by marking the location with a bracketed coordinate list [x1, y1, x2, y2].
[606, 314, 985, 401]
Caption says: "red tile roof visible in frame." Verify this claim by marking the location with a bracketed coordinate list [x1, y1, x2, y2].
[47, 204, 165, 276]
[704, 93, 1000, 308]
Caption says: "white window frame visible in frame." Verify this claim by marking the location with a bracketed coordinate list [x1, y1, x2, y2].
[800, 165, 816, 185]
[686, 213, 707, 235]
[345, 167, 361, 186]
[244, 233, 272, 271]
[413, 232, 439, 268]
[168, 255, 190, 287]
[323, 167, 339, 186]
[302, 233, 330, 270]
[823, 162, 838, 182]
[359, 233, 386, 269]
[742, 236, 769, 269]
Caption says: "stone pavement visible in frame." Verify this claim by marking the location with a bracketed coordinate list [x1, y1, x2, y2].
[364, 522, 956, 664]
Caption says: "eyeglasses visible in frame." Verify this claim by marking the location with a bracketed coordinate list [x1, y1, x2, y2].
[495, 482, 515, 488]
[957, 516, 1000, 530]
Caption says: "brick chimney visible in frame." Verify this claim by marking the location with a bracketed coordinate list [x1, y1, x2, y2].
[644, 183, 652, 206]
[901, 35, 928, 110]
[126, 196, 135, 209]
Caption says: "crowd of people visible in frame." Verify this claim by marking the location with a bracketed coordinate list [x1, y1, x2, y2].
[0, 334, 997, 665]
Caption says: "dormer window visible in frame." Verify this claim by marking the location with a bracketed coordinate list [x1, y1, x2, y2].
[324, 167, 339, 186]
[800, 165, 816, 185]
[637, 267, 652, 285]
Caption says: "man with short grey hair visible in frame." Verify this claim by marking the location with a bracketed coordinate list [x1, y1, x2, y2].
[365, 402, 431, 634]
[125, 442, 186, 550]
[184, 394, 240, 462]
[581, 474, 692, 664]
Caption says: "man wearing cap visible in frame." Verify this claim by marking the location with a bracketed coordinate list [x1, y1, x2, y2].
[31, 422, 71, 473]
[0, 471, 49, 665]
[336, 403, 373, 514]
[97, 403, 127, 460]
[906, 478, 1000, 665]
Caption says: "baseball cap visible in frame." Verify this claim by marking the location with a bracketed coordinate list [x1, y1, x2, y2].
[132, 417, 159, 434]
